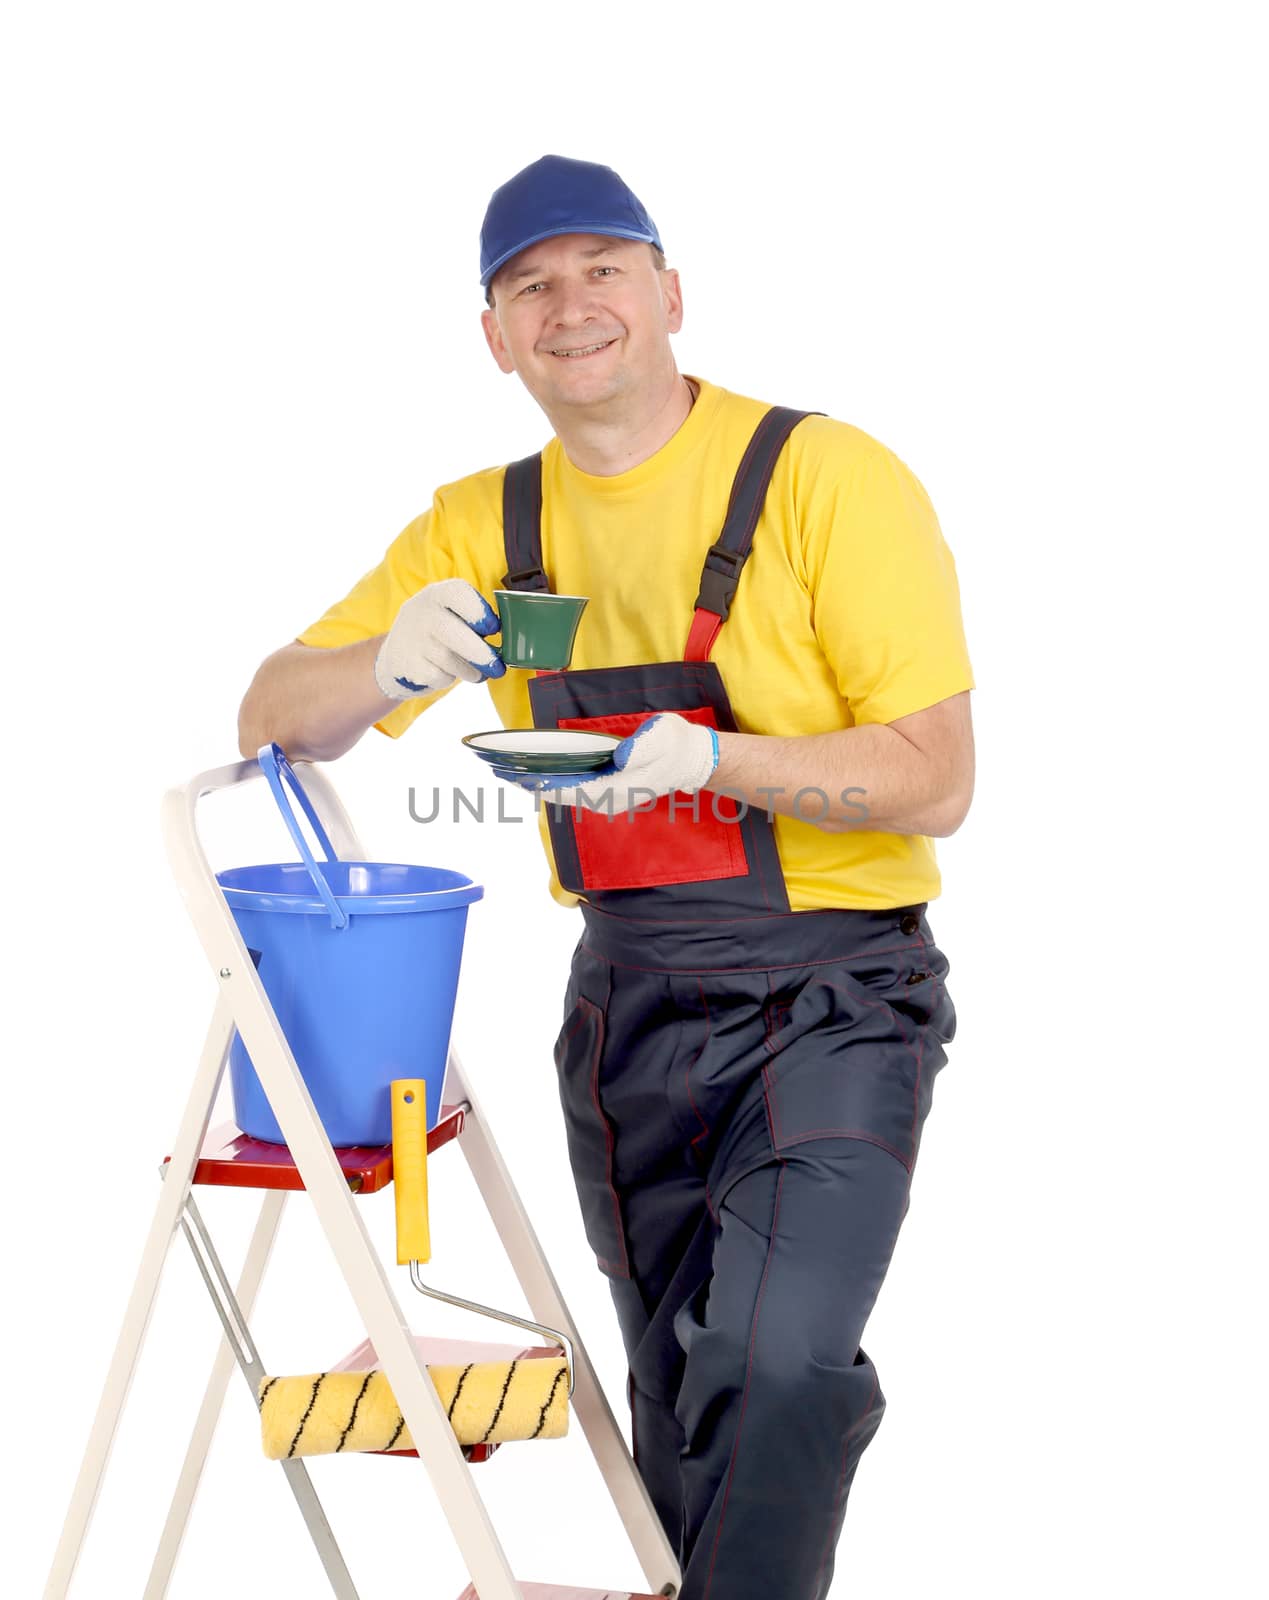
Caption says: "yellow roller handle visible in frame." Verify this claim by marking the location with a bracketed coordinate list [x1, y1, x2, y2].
[391, 1079, 431, 1265]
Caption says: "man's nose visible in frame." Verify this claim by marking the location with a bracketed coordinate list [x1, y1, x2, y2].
[550, 276, 600, 325]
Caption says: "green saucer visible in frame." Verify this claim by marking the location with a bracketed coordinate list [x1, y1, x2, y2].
[462, 729, 619, 774]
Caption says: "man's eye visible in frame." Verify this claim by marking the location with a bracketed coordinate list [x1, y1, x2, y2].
[521, 267, 616, 296]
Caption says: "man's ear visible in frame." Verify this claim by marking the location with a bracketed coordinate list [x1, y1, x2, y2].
[480, 307, 516, 374]
[661, 267, 685, 335]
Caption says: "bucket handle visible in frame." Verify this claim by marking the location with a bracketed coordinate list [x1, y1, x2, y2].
[257, 742, 349, 930]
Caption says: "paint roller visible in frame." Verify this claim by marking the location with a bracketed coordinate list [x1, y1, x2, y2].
[257, 1079, 572, 1460]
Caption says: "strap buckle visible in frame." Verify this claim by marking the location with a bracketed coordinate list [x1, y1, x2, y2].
[500, 564, 550, 592]
[693, 542, 746, 620]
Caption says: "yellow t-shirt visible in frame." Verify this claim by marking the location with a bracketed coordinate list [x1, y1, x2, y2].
[297, 375, 974, 911]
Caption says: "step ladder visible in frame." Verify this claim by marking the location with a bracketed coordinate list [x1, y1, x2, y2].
[43, 750, 680, 1600]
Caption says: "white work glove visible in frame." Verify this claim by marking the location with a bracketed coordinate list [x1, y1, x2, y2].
[374, 578, 506, 701]
[492, 712, 720, 813]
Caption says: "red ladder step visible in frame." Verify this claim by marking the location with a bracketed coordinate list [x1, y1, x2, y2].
[162, 1103, 467, 1192]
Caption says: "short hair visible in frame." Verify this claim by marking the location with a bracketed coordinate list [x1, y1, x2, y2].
[485, 243, 667, 310]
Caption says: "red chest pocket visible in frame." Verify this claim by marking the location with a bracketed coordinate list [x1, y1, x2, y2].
[555, 706, 749, 891]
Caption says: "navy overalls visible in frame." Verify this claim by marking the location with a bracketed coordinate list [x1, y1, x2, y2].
[501, 407, 958, 1600]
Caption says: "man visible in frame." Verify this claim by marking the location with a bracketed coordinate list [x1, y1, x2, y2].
[238, 153, 975, 1600]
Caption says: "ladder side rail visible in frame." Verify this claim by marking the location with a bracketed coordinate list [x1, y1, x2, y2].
[164, 756, 527, 1600]
[445, 1050, 683, 1598]
[43, 994, 237, 1599]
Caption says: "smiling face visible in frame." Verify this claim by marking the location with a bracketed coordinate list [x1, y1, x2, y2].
[480, 233, 683, 420]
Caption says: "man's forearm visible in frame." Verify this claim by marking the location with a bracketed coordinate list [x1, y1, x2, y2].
[237, 637, 398, 763]
[711, 724, 968, 837]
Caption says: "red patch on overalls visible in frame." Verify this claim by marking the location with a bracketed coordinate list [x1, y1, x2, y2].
[556, 706, 749, 890]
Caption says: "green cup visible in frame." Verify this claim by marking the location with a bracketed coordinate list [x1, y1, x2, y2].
[493, 590, 588, 669]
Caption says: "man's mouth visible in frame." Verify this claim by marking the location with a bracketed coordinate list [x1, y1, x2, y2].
[549, 339, 617, 360]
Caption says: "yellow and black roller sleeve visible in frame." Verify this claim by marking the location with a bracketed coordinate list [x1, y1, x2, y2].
[258, 1356, 569, 1460]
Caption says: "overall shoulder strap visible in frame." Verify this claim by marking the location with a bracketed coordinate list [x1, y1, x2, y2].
[500, 452, 551, 591]
[684, 406, 822, 662]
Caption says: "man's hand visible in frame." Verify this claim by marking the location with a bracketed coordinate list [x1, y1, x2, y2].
[492, 712, 719, 812]
[374, 579, 507, 701]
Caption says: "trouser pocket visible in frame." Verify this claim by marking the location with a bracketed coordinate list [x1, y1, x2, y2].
[552, 994, 632, 1278]
[760, 941, 956, 1172]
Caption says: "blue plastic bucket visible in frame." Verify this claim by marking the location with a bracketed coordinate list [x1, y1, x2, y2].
[216, 744, 483, 1147]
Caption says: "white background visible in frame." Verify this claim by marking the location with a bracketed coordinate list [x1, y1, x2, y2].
[5, 3, 1265, 1596]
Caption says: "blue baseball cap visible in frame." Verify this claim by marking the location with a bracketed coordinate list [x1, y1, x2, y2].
[480, 154, 663, 290]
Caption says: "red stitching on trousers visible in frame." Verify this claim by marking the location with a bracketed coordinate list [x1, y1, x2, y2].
[701, 1161, 786, 1600]
[779, 1127, 911, 1169]
[591, 1098, 630, 1277]
[577, 998, 631, 1279]
[762, 1061, 913, 1171]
